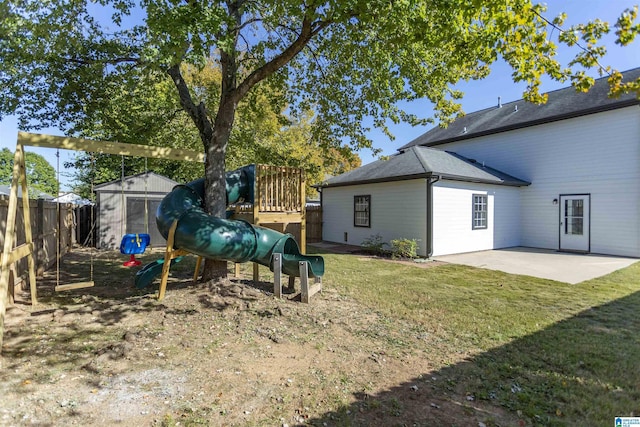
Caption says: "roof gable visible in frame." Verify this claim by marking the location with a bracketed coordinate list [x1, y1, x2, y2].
[399, 67, 640, 150]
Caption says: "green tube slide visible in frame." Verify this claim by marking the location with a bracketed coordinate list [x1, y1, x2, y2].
[135, 165, 324, 289]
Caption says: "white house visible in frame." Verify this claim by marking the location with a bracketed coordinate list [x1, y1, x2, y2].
[318, 67, 640, 258]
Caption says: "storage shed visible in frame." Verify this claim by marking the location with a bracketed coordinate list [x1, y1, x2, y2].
[94, 172, 178, 249]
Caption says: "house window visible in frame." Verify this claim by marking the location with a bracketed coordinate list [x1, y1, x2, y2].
[354, 195, 371, 227]
[472, 194, 488, 230]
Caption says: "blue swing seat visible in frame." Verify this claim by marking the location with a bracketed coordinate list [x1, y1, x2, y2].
[120, 233, 151, 255]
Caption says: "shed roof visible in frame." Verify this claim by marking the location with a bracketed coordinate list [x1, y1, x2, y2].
[94, 171, 179, 192]
[317, 146, 529, 188]
[399, 67, 640, 150]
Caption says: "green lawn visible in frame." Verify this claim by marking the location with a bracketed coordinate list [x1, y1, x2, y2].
[313, 248, 640, 426]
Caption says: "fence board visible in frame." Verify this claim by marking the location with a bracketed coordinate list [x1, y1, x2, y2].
[306, 205, 322, 242]
[0, 196, 79, 291]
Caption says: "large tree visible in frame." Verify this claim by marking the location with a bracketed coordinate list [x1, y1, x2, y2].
[0, 148, 58, 196]
[1, 0, 638, 280]
[66, 61, 360, 198]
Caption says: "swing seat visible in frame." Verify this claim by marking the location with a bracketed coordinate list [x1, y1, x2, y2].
[120, 233, 151, 267]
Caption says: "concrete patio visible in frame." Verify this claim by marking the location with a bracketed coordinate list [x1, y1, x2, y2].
[433, 247, 638, 284]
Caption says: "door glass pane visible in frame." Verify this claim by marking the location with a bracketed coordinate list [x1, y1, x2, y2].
[570, 199, 583, 216]
[564, 198, 584, 235]
[568, 218, 583, 235]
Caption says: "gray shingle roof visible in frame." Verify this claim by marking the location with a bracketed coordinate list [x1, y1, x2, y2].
[0, 185, 55, 200]
[317, 146, 529, 188]
[399, 67, 640, 150]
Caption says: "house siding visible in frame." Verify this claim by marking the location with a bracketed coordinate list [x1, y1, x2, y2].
[435, 105, 640, 257]
[432, 181, 521, 256]
[322, 180, 428, 256]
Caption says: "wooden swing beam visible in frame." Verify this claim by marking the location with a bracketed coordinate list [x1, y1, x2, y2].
[0, 132, 205, 350]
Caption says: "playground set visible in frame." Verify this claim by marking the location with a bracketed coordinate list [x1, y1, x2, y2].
[135, 163, 324, 302]
[0, 132, 324, 346]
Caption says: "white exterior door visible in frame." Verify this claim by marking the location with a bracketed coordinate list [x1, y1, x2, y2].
[559, 194, 590, 252]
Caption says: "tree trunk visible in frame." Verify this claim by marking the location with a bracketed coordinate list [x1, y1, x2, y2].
[200, 95, 237, 282]
[167, 53, 240, 283]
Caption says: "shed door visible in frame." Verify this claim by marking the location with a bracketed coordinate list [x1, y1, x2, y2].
[559, 195, 590, 252]
[126, 197, 163, 247]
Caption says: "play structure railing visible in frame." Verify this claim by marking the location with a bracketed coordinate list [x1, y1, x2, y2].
[255, 164, 304, 212]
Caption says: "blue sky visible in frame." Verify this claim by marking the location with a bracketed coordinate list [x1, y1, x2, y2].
[1, 0, 638, 190]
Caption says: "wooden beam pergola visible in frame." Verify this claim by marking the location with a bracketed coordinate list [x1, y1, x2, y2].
[0, 132, 205, 351]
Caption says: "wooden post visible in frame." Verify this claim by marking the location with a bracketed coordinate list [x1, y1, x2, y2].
[300, 169, 306, 255]
[234, 262, 240, 278]
[252, 263, 259, 284]
[0, 144, 34, 349]
[299, 261, 309, 303]
[299, 261, 322, 304]
[157, 220, 190, 300]
[19, 151, 37, 306]
[158, 220, 178, 301]
[253, 165, 260, 284]
[273, 253, 282, 298]
[7, 264, 15, 305]
[193, 256, 203, 282]
[36, 199, 45, 277]
[66, 203, 74, 251]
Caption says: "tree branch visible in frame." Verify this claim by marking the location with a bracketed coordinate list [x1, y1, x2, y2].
[167, 65, 214, 146]
[65, 56, 142, 66]
[234, 16, 331, 102]
[531, 8, 611, 77]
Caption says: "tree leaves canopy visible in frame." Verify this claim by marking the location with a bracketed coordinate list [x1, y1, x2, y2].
[0, 148, 58, 196]
[3, 1, 638, 144]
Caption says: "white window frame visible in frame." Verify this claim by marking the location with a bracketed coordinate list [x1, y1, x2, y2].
[472, 194, 488, 230]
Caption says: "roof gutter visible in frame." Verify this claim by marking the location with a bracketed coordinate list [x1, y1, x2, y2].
[426, 175, 440, 258]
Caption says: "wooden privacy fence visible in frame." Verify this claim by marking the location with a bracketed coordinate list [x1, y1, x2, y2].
[0, 196, 76, 295]
[306, 205, 322, 242]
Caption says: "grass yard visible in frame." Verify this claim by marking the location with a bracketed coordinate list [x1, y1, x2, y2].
[318, 249, 640, 425]
[0, 246, 638, 426]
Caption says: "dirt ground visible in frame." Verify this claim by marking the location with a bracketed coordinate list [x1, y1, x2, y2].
[0, 248, 517, 426]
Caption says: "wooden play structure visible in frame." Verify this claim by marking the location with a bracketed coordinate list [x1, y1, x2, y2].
[231, 165, 307, 276]
[0, 132, 205, 347]
[156, 164, 321, 303]
[1, 132, 319, 348]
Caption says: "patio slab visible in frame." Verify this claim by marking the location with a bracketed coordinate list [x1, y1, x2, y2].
[433, 247, 638, 284]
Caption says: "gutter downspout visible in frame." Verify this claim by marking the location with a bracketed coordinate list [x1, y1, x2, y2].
[426, 175, 440, 258]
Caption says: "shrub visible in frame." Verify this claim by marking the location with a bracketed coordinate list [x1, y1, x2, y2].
[361, 234, 387, 255]
[390, 238, 420, 259]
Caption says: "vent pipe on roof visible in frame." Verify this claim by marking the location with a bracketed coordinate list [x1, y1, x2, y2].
[463, 126, 467, 133]
[514, 105, 518, 112]
[498, 96, 502, 108]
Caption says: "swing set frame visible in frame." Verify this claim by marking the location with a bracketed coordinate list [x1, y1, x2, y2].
[0, 131, 204, 348]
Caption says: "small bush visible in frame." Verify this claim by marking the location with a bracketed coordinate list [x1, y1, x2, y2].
[361, 234, 387, 255]
[390, 238, 420, 259]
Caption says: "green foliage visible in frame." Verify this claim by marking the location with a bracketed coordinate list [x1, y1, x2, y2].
[1, 0, 638, 218]
[0, 147, 58, 196]
[63, 62, 360, 196]
[361, 234, 387, 255]
[0, 148, 12, 186]
[390, 238, 420, 259]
